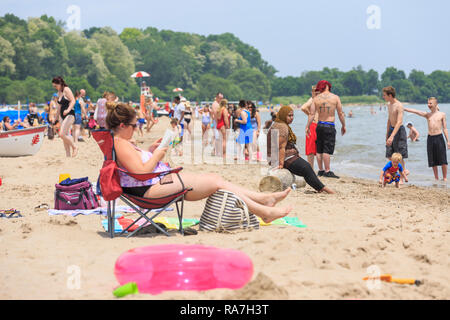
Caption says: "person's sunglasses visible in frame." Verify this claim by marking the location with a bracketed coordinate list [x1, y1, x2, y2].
[128, 123, 138, 129]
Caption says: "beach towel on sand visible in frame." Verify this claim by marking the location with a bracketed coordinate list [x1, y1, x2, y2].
[257, 216, 306, 228]
[48, 206, 173, 217]
[102, 216, 199, 234]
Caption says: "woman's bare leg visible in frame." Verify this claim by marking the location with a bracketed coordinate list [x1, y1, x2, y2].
[59, 115, 77, 157]
[145, 172, 292, 222]
[202, 125, 207, 146]
[220, 127, 227, 158]
[73, 124, 81, 143]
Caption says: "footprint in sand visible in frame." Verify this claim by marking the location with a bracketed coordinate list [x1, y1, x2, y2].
[21, 223, 32, 234]
[413, 254, 432, 265]
[48, 217, 78, 226]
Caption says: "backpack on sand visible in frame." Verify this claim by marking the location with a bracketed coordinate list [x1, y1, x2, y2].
[199, 189, 260, 232]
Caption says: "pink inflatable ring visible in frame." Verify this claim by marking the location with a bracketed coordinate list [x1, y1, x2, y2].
[114, 244, 253, 294]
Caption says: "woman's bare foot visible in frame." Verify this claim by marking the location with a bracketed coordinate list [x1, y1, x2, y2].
[265, 188, 292, 207]
[72, 146, 78, 157]
[262, 206, 292, 223]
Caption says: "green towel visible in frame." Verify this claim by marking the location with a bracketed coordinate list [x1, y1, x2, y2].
[258, 216, 306, 228]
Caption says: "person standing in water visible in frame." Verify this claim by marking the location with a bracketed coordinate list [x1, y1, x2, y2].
[404, 97, 449, 181]
[406, 122, 420, 142]
[382, 86, 409, 182]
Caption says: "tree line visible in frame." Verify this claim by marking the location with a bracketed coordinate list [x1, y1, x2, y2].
[0, 14, 448, 105]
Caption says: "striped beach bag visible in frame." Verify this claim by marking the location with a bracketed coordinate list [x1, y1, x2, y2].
[200, 189, 260, 232]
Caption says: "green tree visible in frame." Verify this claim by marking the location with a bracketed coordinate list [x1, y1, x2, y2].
[381, 67, 406, 85]
[428, 70, 450, 102]
[196, 74, 243, 101]
[364, 69, 379, 95]
[228, 68, 271, 100]
[341, 70, 364, 95]
[5, 80, 27, 104]
[91, 27, 135, 84]
[0, 77, 12, 103]
[0, 35, 15, 76]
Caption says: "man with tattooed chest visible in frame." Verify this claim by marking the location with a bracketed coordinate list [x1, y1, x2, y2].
[306, 80, 346, 178]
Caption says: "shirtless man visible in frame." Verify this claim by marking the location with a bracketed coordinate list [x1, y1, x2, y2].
[382, 86, 408, 181]
[211, 92, 223, 156]
[306, 80, 346, 178]
[405, 97, 449, 181]
[301, 86, 319, 170]
[406, 122, 420, 142]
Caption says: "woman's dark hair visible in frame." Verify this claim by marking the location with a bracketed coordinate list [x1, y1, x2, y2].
[3, 116, 10, 122]
[249, 103, 257, 118]
[52, 76, 68, 90]
[238, 100, 246, 108]
[105, 102, 136, 130]
[270, 111, 277, 121]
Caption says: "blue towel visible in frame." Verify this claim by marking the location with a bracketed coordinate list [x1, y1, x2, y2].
[60, 177, 89, 186]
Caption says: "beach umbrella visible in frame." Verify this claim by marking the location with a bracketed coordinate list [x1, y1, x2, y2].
[172, 88, 183, 92]
[131, 71, 150, 78]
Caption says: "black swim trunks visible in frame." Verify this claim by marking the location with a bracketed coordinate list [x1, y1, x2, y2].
[427, 134, 448, 167]
[316, 122, 336, 155]
[385, 125, 408, 159]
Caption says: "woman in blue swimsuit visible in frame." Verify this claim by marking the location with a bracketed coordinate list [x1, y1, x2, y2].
[235, 100, 253, 160]
[201, 105, 212, 146]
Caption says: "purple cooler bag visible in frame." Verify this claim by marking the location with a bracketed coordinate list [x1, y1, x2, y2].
[54, 179, 99, 210]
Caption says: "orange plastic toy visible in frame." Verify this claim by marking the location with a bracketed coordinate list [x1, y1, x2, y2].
[363, 274, 422, 286]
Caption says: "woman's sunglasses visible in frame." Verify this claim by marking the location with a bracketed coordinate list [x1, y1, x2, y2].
[128, 123, 137, 129]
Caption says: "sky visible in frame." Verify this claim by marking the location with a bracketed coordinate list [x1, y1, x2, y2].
[1, 0, 449, 77]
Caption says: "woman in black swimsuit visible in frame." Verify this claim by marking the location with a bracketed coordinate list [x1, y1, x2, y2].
[183, 99, 193, 137]
[52, 76, 77, 157]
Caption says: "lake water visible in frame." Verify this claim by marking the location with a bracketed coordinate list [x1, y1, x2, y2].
[2, 104, 449, 188]
[259, 103, 450, 189]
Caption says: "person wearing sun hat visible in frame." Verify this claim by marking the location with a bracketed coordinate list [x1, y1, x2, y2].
[267, 105, 334, 194]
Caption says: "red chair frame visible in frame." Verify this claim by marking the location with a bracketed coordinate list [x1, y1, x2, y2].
[92, 129, 191, 238]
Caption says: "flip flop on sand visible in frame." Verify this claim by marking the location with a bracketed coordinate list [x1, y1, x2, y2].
[34, 203, 49, 212]
[0, 209, 23, 219]
[183, 227, 198, 236]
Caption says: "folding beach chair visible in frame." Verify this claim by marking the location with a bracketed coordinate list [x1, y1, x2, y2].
[92, 129, 191, 238]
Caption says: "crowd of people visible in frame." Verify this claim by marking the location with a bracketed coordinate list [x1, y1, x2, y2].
[1, 76, 448, 184]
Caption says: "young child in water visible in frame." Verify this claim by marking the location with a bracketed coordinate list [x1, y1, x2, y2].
[379, 152, 408, 188]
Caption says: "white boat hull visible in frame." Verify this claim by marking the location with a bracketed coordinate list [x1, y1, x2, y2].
[157, 110, 169, 116]
[0, 126, 46, 157]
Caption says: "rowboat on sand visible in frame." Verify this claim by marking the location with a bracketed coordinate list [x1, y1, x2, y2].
[0, 125, 46, 157]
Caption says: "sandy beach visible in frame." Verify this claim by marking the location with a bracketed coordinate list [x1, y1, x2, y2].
[0, 116, 449, 300]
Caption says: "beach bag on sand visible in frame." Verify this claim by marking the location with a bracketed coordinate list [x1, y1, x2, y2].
[99, 160, 122, 201]
[200, 189, 259, 232]
[54, 179, 99, 210]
